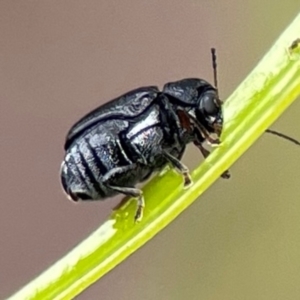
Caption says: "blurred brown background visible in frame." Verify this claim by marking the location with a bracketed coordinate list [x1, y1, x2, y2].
[1, 1, 299, 299]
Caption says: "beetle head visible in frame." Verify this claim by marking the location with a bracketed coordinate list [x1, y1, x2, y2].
[196, 88, 223, 136]
[176, 86, 224, 145]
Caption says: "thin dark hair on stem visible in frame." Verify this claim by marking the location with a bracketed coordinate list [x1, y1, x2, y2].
[266, 129, 300, 146]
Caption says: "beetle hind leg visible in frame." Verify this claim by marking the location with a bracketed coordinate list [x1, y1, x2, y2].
[162, 151, 193, 188]
[102, 165, 145, 222]
[108, 185, 144, 222]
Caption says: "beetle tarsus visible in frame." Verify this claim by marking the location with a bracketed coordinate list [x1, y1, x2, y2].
[195, 141, 230, 179]
[182, 171, 193, 188]
[221, 170, 231, 179]
[207, 137, 221, 146]
[134, 195, 145, 223]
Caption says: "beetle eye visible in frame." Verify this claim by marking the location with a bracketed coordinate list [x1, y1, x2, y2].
[202, 94, 219, 115]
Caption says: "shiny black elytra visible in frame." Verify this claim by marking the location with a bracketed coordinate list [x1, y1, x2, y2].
[60, 49, 230, 222]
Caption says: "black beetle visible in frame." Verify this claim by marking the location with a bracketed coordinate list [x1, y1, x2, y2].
[60, 49, 230, 222]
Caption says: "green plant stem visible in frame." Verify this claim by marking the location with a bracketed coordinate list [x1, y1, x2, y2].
[9, 14, 300, 300]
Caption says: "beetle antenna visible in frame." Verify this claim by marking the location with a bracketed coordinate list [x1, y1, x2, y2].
[211, 48, 222, 106]
[266, 129, 300, 146]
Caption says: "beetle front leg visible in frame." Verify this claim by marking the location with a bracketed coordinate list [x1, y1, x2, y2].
[194, 141, 230, 179]
[162, 150, 193, 188]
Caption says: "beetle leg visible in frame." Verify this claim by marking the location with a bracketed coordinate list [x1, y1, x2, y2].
[194, 141, 230, 179]
[162, 150, 193, 188]
[188, 115, 221, 147]
[108, 185, 144, 222]
[102, 165, 145, 222]
[206, 135, 221, 146]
